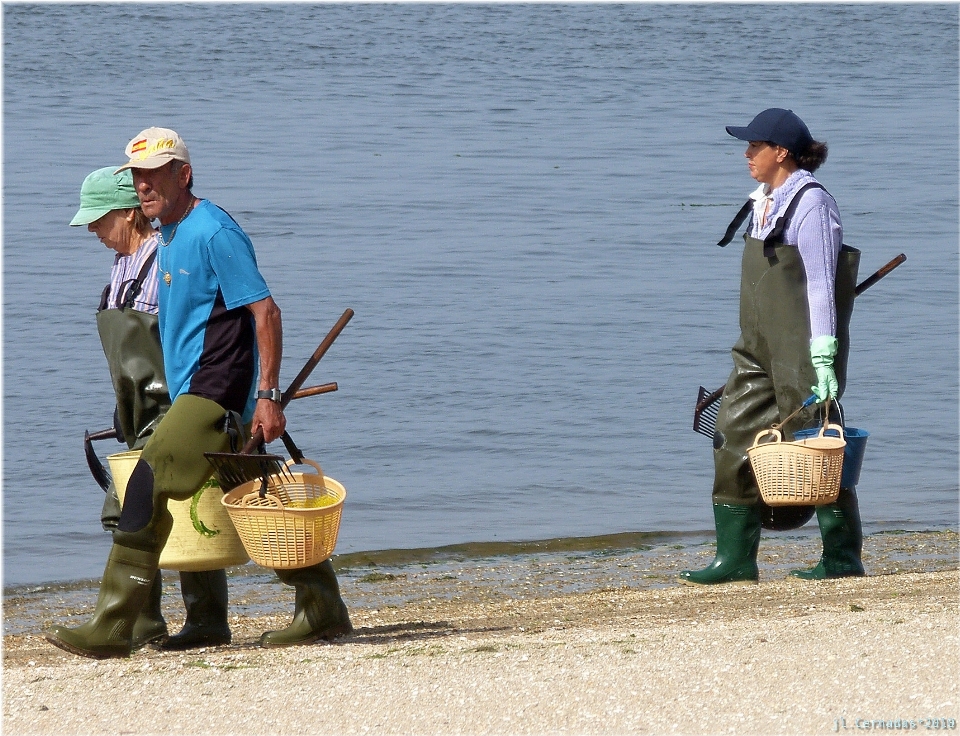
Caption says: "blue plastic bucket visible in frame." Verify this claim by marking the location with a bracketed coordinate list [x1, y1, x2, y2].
[792, 426, 869, 488]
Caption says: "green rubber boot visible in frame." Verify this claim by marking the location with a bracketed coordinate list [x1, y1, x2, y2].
[678, 504, 761, 585]
[158, 569, 231, 650]
[790, 487, 865, 580]
[45, 545, 161, 659]
[260, 560, 352, 648]
[131, 571, 168, 649]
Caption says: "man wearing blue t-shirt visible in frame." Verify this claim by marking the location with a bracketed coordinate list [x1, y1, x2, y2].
[47, 128, 352, 659]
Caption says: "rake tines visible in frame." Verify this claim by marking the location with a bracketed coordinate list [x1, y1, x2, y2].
[205, 452, 295, 492]
[693, 385, 724, 438]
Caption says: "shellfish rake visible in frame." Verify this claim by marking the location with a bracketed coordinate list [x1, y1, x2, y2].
[204, 308, 354, 491]
[205, 451, 296, 493]
[692, 385, 724, 438]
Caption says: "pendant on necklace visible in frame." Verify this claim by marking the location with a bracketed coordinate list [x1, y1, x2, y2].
[158, 198, 195, 288]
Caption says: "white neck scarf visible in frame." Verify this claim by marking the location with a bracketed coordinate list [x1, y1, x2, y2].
[749, 183, 773, 231]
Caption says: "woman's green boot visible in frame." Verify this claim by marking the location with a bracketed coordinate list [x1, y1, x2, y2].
[790, 487, 864, 580]
[260, 560, 352, 648]
[158, 569, 231, 650]
[679, 504, 761, 585]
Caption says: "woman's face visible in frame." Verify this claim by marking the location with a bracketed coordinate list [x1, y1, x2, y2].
[744, 140, 789, 186]
[88, 209, 136, 255]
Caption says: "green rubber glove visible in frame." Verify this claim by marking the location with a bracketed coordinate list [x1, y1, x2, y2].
[810, 335, 839, 401]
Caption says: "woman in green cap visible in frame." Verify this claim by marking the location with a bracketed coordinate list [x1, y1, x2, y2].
[71, 167, 232, 650]
[680, 109, 864, 585]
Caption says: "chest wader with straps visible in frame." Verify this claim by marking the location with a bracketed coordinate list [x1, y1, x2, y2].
[89, 252, 169, 648]
[679, 183, 860, 585]
[96, 260, 169, 450]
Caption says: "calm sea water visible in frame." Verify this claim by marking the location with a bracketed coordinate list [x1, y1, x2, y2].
[3, 4, 958, 587]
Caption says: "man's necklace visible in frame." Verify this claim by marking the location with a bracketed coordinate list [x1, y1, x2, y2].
[158, 197, 197, 286]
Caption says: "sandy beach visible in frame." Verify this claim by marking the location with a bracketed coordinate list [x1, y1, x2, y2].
[4, 530, 958, 735]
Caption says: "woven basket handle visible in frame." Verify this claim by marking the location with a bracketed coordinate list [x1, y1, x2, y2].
[238, 490, 284, 509]
[284, 457, 324, 476]
[752, 428, 783, 448]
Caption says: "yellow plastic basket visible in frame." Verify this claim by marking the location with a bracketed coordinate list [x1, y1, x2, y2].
[220, 458, 345, 569]
[747, 423, 846, 506]
[108, 450, 250, 571]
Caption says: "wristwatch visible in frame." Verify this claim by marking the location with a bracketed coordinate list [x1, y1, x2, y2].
[256, 388, 282, 403]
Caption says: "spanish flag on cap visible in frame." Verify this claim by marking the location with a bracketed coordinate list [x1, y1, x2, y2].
[114, 127, 190, 174]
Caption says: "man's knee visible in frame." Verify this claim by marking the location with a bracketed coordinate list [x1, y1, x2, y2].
[117, 458, 155, 533]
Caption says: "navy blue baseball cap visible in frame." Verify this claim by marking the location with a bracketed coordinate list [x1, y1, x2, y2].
[726, 108, 813, 156]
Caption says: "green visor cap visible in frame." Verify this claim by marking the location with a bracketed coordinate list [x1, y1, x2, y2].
[70, 167, 142, 226]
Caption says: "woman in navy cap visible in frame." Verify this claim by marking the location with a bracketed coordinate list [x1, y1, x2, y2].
[680, 108, 865, 584]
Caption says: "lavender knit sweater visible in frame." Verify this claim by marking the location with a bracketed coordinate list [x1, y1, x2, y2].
[748, 169, 843, 340]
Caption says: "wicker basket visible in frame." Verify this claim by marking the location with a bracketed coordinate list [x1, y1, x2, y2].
[220, 458, 345, 569]
[747, 423, 846, 506]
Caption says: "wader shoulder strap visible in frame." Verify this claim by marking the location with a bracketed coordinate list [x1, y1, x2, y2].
[98, 283, 112, 312]
[763, 182, 826, 256]
[718, 200, 753, 247]
[117, 249, 158, 311]
[98, 249, 158, 312]
[718, 182, 829, 256]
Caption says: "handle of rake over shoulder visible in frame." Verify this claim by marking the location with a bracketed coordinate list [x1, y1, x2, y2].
[693, 254, 906, 436]
[241, 308, 355, 454]
[854, 253, 906, 296]
[84, 427, 120, 492]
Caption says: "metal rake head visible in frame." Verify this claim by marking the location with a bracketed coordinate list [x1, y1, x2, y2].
[693, 385, 723, 438]
[204, 452, 295, 492]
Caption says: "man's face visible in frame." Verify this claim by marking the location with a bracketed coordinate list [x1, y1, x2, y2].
[132, 161, 190, 225]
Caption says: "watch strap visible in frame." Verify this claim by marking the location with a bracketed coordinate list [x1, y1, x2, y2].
[256, 388, 282, 403]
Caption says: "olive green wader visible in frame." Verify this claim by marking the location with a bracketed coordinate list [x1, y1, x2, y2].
[260, 560, 353, 648]
[95, 272, 168, 531]
[94, 278, 170, 649]
[94, 275, 231, 650]
[679, 193, 861, 584]
[46, 394, 233, 658]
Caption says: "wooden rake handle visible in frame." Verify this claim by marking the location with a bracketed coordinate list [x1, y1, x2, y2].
[854, 253, 906, 296]
[287, 382, 338, 402]
[695, 385, 724, 415]
[242, 308, 355, 454]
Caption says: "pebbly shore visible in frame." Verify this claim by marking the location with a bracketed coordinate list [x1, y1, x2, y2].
[3, 528, 958, 735]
